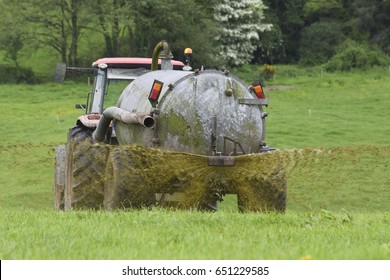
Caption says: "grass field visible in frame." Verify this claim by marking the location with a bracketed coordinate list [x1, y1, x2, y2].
[1, 210, 389, 259]
[0, 66, 389, 259]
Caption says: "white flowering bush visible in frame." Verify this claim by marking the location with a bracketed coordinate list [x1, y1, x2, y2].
[214, 0, 272, 67]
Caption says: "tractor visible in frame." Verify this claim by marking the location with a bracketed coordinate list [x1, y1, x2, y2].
[54, 41, 286, 212]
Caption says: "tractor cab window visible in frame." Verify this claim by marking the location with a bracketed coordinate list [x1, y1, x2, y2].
[108, 68, 148, 80]
[104, 79, 131, 107]
[89, 66, 152, 113]
[103, 68, 149, 108]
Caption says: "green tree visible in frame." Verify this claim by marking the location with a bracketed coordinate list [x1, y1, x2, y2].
[87, 0, 133, 57]
[5, 0, 90, 65]
[130, 0, 220, 67]
[303, 0, 347, 23]
[0, 2, 24, 67]
[352, 0, 390, 54]
[253, 1, 284, 64]
[299, 21, 345, 65]
[265, 0, 306, 63]
[325, 39, 390, 71]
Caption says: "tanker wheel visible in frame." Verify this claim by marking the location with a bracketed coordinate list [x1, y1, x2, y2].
[237, 167, 287, 213]
[64, 125, 109, 210]
[104, 147, 155, 210]
[54, 145, 66, 210]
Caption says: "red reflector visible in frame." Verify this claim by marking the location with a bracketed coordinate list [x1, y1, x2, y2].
[148, 80, 164, 103]
[253, 84, 265, 99]
[150, 87, 160, 100]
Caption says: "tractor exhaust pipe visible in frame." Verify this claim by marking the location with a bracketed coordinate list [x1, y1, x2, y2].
[92, 106, 155, 142]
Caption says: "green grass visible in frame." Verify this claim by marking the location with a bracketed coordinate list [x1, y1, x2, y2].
[264, 66, 390, 148]
[0, 66, 389, 259]
[1, 209, 389, 259]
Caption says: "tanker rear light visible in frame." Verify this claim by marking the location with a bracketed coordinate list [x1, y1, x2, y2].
[148, 79, 164, 107]
[253, 84, 265, 99]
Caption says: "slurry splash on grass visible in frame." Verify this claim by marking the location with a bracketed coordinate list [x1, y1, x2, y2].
[65, 143, 390, 212]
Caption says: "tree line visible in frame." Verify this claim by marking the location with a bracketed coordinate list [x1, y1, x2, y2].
[0, 0, 389, 74]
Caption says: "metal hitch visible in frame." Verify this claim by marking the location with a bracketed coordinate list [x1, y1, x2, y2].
[207, 156, 235, 166]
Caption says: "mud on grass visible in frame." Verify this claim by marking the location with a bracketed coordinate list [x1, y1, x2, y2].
[1, 141, 389, 212]
[68, 143, 389, 212]
[74, 144, 286, 211]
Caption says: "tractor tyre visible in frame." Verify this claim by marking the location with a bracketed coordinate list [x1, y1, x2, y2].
[104, 147, 155, 210]
[54, 145, 66, 210]
[64, 125, 109, 210]
[237, 166, 287, 212]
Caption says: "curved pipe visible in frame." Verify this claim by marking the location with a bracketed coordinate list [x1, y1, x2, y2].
[151, 40, 172, 71]
[92, 106, 155, 142]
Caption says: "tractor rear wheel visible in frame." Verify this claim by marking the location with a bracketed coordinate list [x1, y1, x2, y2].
[64, 125, 109, 210]
[104, 147, 155, 210]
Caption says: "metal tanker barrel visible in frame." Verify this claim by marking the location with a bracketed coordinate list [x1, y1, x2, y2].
[115, 69, 267, 156]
